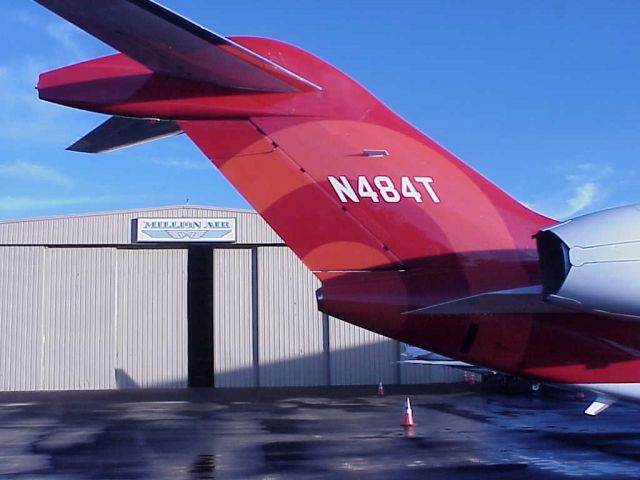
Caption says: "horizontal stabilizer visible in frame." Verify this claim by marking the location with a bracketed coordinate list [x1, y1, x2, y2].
[406, 286, 569, 315]
[34, 0, 319, 93]
[67, 117, 182, 153]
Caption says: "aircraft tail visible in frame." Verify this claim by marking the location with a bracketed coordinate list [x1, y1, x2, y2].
[177, 112, 549, 275]
[35, 0, 552, 277]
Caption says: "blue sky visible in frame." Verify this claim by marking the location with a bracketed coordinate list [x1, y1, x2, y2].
[0, 0, 638, 220]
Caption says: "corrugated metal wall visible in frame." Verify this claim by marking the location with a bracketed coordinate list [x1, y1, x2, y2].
[257, 247, 325, 387]
[0, 207, 463, 391]
[0, 247, 44, 391]
[41, 248, 117, 390]
[0, 245, 190, 391]
[329, 319, 399, 385]
[116, 249, 188, 388]
[213, 248, 254, 388]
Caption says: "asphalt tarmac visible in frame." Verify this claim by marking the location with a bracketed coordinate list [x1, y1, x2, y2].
[1, 385, 640, 479]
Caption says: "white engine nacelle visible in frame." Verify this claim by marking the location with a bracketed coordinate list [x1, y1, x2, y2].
[536, 205, 640, 318]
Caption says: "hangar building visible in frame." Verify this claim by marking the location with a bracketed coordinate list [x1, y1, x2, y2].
[0, 206, 461, 391]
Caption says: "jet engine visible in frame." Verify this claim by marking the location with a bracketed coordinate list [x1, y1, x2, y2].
[536, 205, 640, 318]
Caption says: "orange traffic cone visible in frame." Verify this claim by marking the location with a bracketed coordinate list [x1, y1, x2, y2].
[377, 381, 385, 396]
[403, 397, 415, 427]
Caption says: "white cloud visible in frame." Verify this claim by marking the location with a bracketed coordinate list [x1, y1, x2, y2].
[0, 195, 146, 214]
[566, 163, 613, 182]
[45, 21, 86, 60]
[0, 18, 94, 146]
[147, 158, 210, 170]
[0, 58, 84, 145]
[529, 163, 613, 220]
[16, 10, 39, 27]
[0, 160, 74, 187]
[562, 182, 598, 218]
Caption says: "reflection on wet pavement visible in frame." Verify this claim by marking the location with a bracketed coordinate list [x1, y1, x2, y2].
[190, 454, 216, 479]
[0, 387, 639, 479]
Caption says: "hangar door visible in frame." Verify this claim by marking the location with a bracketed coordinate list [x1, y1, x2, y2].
[0, 247, 189, 391]
[115, 248, 188, 389]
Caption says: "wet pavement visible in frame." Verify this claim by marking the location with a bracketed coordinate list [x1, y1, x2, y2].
[1, 385, 640, 479]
